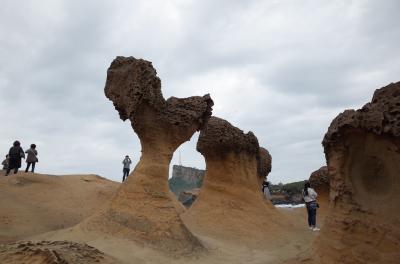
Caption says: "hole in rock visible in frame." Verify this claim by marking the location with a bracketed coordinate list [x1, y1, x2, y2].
[168, 132, 205, 208]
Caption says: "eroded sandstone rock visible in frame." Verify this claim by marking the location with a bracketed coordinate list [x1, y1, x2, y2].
[309, 166, 329, 197]
[83, 57, 213, 254]
[183, 117, 286, 245]
[257, 147, 272, 185]
[0, 241, 118, 264]
[310, 82, 400, 263]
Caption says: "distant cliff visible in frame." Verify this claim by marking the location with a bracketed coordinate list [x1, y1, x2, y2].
[169, 165, 205, 196]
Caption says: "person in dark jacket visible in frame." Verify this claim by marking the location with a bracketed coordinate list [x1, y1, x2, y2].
[6, 140, 25, 176]
[25, 144, 38, 173]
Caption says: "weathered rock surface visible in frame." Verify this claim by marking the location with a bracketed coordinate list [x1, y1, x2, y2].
[0, 241, 119, 264]
[257, 147, 272, 185]
[183, 117, 287, 245]
[304, 82, 400, 263]
[82, 56, 213, 254]
[309, 166, 329, 196]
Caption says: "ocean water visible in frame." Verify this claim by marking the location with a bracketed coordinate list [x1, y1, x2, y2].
[274, 203, 305, 208]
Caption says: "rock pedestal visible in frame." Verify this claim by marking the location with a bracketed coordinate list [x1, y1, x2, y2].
[83, 57, 213, 254]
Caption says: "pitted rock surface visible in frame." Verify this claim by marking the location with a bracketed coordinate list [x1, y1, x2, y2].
[0, 241, 118, 264]
[308, 166, 329, 193]
[257, 147, 272, 180]
[323, 81, 400, 150]
[197, 117, 259, 157]
[105, 56, 213, 133]
[83, 56, 213, 254]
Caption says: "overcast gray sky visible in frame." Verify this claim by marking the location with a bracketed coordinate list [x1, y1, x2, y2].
[1, 0, 399, 183]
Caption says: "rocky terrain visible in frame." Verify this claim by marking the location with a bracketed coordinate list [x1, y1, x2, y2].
[182, 117, 288, 245]
[0, 173, 118, 243]
[76, 56, 214, 254]
[169, 165, 205, 196]
[291, 82, 400, 263]
[1, 56, 398, 264]
[0, 240, 118, 264]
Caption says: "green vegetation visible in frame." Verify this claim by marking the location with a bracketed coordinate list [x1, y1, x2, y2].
[168, 177, 204, 196]
[270, 180, 306, 195]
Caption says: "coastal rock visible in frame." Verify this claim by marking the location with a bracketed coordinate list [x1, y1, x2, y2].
[309, 166, 329, 196]
[308, 82, 400, 263]
[83, 57, 213, 254]
[257, 147, 272, 185]
[0, 241, 118, 264]
[183, 117, 287, 245]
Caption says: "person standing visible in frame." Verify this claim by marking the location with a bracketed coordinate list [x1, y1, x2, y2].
[25, 144, 38, 173]
[2, 155, 9, 171]
[122, 155, 132, 182]
[262, 179, 272, 200]
[6, 140, 25, 176]
[302, 181, 320, 231]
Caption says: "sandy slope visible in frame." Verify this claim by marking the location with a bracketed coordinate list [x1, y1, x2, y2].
[0, 172, 119, 243]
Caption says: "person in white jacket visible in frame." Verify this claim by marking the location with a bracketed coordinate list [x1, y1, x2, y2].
[302, 181, 320, 231]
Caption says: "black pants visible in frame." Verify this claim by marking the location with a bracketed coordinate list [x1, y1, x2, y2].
[25, 162, 36, 173]
[123, 168, 130, 182]
[306, 202, 317, 227]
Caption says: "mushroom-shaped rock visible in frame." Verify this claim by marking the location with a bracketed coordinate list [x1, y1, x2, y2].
[82, 57, 213, 254]
[309, 82, 400, 263]
[257, 147, 272, 186]
[182, 117, 287, 245]
[308, 166, 330, 217]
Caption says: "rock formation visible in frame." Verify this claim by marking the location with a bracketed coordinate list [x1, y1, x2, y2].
[82, 57, 213, 254]
[257, 147, 272, 185]
[0, 241, 118, 264]
[309, 166, 329, 205]
[307, 82, 400, 263]
[169, 165, 205, 196]
[183, 117, 287, 245]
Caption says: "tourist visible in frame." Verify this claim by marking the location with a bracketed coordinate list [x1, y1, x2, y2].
[2, 155, 9, 171]
[262, 179, 272, 200]
[302, 181, 320, 231]
[5, 141, 25, 176]
[25, 144, 38, 173]
[122, 155, 132, 182]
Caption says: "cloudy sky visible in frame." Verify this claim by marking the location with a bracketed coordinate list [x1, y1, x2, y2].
[1, 0, 399, 183]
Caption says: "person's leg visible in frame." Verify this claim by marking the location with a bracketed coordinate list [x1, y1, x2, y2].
[25, 162, 31, 172]
[306, 204, 312, 227]
[31, 162, 36, 173]
[5, 167, 11, 176]
[310, 208, 316, 227]
[14, 168, 18, 174]
[122, 169, 126, 182]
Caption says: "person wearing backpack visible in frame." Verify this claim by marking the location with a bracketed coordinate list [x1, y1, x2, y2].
[122, 155, 132, 182]
[302, 181, 320, 231]
[5, 140, 25, 176]
[25, 144, 38, 173]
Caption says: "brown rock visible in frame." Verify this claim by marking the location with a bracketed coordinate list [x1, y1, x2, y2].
[0, 240, 119, 264]
[308, 166, 329, 196]
[309, 82, 400, 263]
[83, 57, 213, 254]
[183, 117, 287, 245]
[257, 147, 272, 185]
